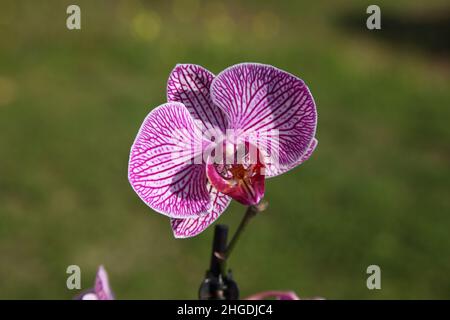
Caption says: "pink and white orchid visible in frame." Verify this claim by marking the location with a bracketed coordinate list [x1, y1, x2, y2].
[128, 63, 317, 238]
[77, 266, 114, 300]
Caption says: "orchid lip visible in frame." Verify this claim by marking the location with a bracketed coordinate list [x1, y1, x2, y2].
[205, 143, 265, 206]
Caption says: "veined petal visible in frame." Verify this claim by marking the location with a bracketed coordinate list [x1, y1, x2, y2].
[170, 184, 231, 238]
[294, 137, 317, 168]
[94, 266, 114, 300]
[128, 102, 211, 219]
[167, 64, 228, 134]
[210, 63, 317, 177]
[267, 137, 318, 177]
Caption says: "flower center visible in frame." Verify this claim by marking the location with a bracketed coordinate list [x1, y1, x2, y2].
[206, 142, 265, 206]
[230, 165, 247, 180]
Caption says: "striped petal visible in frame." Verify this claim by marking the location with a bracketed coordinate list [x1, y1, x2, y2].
[269, 137, 318, 177]
[167, 64, 228, 134]
[293, 137, 317, 168]
[170, 184, 231, 238]
[128, 102, 211, 219]
[94, 266, 114, 300]
[210, 63, 317, 177]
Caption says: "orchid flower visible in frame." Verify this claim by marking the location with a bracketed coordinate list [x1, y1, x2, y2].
[76, 266, 114, 300]
[128, 63, 318, 238]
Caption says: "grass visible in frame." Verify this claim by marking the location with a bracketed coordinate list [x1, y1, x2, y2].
[0, 0, 449, 299]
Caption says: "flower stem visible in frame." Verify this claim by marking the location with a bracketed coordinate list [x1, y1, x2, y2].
[202, 201, 267, 299]
[222, 201, 268, 262]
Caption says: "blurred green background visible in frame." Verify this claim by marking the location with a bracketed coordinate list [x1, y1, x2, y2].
[0, 0, 449, 299]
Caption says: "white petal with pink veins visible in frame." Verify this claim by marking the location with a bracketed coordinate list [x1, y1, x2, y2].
[128, 102, 211, 219]
[94, 265, 114, 300]
[211, 63, 317, 177]
[167, 64, 228, 134]
[170, 183, 231, 238]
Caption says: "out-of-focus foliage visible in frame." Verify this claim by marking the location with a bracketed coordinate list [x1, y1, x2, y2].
[0, 0, 449, 299]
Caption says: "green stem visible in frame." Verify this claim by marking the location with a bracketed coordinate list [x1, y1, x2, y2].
[224, 205, 259, 260]
[217, 201, 268, 278]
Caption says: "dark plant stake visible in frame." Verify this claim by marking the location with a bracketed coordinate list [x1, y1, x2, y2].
[199, 202, 267, 300]
[198, 224, 239, 300]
